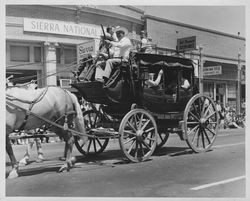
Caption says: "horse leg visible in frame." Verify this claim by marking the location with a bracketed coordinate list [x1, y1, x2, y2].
[19, 139, 33, 166]
[35, 138, 45, 163]
[6, 135, 19, 179]
[58, 132, 75, 173]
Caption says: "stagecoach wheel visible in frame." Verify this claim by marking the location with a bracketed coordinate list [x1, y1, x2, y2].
[119, 109, 158, 162]
[183, 94, 219, 153]
[75, 110, 109, 156]
[156, 132, 170, 149]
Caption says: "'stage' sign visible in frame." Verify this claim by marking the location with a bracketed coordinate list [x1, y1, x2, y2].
[77, 39, 100, 63]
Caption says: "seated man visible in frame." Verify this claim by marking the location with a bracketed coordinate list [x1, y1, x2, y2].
[97, 27, 132, 82]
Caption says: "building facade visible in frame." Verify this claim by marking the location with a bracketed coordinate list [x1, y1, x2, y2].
[6, 5, 245, 108]
[144, 15, 245, 108]
[6, 5, 144, 88]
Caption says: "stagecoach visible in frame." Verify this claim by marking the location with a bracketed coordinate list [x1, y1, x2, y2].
[71, 51, 219, 162]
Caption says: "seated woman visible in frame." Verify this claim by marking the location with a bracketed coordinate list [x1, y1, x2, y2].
[145, 69, 163, 88]
[180, 75, 190, 90]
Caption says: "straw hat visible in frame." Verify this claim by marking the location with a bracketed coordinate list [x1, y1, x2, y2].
[115, 26, 128, 35]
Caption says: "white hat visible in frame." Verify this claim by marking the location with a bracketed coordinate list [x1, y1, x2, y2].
[115, 26, 128, 35]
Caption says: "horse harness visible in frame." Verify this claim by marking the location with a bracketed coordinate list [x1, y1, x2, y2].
[6, 86, 76, 132]
[6, 87, 51, 131]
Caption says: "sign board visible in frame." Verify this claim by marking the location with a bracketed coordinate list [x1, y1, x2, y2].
[203, 66, 222, 76]
[24, 18, 102, 39]
[77, 39, 100, 64]
[177, 36, 196, 52]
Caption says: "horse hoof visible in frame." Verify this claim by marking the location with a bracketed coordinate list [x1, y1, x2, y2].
[7, 170, 19, 179]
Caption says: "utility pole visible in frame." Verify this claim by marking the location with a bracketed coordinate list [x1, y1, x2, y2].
[198, 46, 203, 94]
[236, 51, 241, 115]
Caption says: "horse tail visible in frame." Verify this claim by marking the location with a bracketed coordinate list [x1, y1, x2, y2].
[67, 92, 86, 139]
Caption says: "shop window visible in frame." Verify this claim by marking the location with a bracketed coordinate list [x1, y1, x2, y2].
[227, 83, 236, 99]
[34, 47, 41, 62]
[10, 46, 30, 62]
[64, 49, 76, 64]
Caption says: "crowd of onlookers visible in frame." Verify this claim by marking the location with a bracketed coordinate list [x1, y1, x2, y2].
[216, 100, 245, 129]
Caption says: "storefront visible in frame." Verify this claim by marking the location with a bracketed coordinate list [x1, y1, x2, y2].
[6, 5, 144, 89]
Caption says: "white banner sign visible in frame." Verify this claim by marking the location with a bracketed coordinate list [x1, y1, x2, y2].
[203, 65, 222, 76]
[77, 39, 100, 63]
[23, 18, 102, 39]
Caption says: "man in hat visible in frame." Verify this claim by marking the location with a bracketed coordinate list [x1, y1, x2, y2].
[98, 26, 132, 82]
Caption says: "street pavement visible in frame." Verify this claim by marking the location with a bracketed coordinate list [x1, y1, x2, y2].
[5, 128, 245, 197]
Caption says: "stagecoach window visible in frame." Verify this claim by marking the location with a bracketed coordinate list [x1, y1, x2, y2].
[10, 46, 30, 62]
[64, 48, 76, 64]
[34, 47, 41, 62]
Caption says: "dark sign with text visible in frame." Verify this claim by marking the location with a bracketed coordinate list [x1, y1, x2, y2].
[177, 36, 196, 52]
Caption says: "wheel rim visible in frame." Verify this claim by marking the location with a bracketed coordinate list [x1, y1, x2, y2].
[184, 94, 219, 152]
[75, 110, 109, 156]
[119, 109, 157, 162]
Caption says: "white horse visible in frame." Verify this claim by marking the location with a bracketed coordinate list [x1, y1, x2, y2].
[6, 85, 87, 179]
[6, 79, 45, 166]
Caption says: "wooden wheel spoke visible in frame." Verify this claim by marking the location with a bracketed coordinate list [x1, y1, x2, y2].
[204, 104, 212, 117]
[93, 139, 97, 152]
[135, 141, 138, 158]
[201, 129, 206, 148]
[139, 142, 145, 156]
[133, 114, 138, 130]
[127, 121, 137, 133]
[87, 139, 92, 153]
[196, 129, 201, 147]
[192, 103, 201, 119]
[191, 127, 199, 144]
[141, 119, 151, 131]
[96, 138, 103, 147]
[189, 111, 200, 122]
[80, 141, 85, 148]
[187, 125, 199, 136]
[127, 140, 136, 154]
[145, 135, 156, 141]
[205, 111, 216, 121]
[124, 136, 136, 144]
[124, 130, 137, 136]
[142, 140, 151, 150]
[203, 128, 211, 144]
[204, 126, 216, 136]
[93, 114, 99, 127]
[138, 114, 144, 129]
[186, 121, 199, 125]
[144, 127, 155, 133]
[201, 98, 207, 116]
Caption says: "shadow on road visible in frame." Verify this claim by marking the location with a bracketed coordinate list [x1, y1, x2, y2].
[6, 146, 203, 178]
